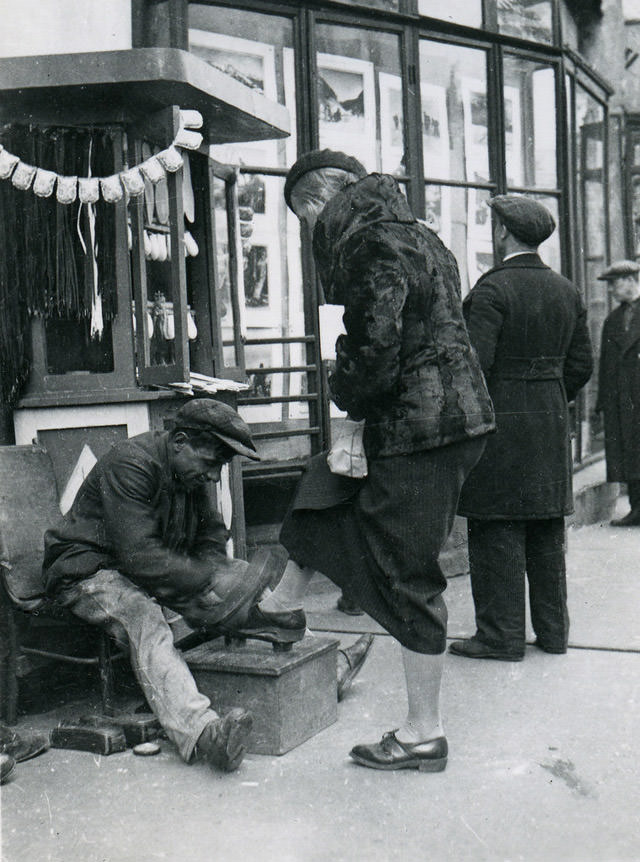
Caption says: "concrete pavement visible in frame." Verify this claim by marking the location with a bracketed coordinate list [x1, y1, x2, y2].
[2, 499, 639, 862]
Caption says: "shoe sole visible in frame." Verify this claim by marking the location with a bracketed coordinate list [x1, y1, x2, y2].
[448, 645, 523, 662]
[350, 752, 447, 773]
[211, 710, 253, 773]
[228, 626, 306, 645]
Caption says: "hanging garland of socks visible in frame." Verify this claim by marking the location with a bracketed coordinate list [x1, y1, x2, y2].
[0, 109, 204, 204]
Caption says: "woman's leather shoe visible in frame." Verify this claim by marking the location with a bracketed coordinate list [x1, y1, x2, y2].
[224, 605, 306, 645]
[350, 731, 447, 772]
[0, 753, 16, 784]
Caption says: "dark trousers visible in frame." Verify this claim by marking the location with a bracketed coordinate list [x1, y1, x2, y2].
[627, 480, 640, 511]
[466, 518, 568, 656]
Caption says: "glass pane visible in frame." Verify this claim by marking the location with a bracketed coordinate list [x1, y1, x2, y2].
[418, 0, 482, 27]
[495, 0, 554, 44]
[575, 85, 606, 457]
[315, 24, 404, 175]
[212, 176, 239, 369]
[503, 57, 557, 189]
[419, 40, 490, 183]
[532, 194, 561, 272]
[189, 7, 296, 169]
[233, 172, 308, 440]
[45, 319, 114, 375]
[424, 184, 495, 297]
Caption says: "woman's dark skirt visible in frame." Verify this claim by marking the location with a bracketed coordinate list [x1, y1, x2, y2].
[279, 437, 485, 654]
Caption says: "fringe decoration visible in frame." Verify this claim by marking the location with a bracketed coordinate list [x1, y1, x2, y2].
[0, 124, 117, 406]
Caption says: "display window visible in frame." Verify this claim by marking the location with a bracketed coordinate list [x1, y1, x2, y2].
[186, 0, 609, 469]
[503, 55, 557, 191]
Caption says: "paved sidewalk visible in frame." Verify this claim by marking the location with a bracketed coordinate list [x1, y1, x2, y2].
[2, 505, 639, 862]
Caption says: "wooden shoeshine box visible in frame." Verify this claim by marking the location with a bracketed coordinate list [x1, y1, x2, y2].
[184, 636, 339, 755]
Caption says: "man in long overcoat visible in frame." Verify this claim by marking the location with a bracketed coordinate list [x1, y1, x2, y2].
[594, 260, 640, 526]
[450, 195, 593, 661]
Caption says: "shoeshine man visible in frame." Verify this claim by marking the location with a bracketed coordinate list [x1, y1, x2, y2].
[42, 399, 369, 773]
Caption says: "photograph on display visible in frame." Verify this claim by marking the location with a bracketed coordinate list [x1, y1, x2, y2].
[504, 86, 523, 187]
[317, 53, 377, 172]
[466, 239, 495, 290]
[189, 29, 280, 169]
[421, 82, 450, 180]
[378, 72, 405, 175]
[467, 187, 493, 243]
[240, 342, 283, 423]
[423, 185, 452, 248]
[244, 245, 269, 308]
[461, 79, 491, 183]
[188, 29, 275, 97]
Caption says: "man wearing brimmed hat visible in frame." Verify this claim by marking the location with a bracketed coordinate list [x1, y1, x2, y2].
[451, 194, 593, 662]
[42, 398, 295, 773]
[594, 259, 640, 525]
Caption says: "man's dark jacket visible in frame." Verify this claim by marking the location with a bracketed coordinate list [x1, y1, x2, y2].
[458, 253, 593, 519]
[312, 173, 495, 458]
[595, 299, 640, 481]
[43, 432, 229, 600]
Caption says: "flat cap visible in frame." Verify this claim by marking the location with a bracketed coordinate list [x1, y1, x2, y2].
[488, 194, 556, 245]
[284, 149, 367, 210]
[597, 260, 640, 281]
[174, 399, 260, 461]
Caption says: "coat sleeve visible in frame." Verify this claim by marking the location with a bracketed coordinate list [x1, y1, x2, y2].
[328, 234, 409, 420]
[192, 484, 230, 560]
[99, 453, 212, 600]
[563, 292, 594, 403]
[594, 318, 611, 413]
[462, 280, 505, 376]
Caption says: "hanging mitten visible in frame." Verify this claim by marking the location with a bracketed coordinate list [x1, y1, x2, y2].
[179, 109, 203, 130]
[0, 148, 19, 179]
[120, 167, 145, 197]
[174, 128, 203, 150]
[100, 174, 124, 203]
[11, 162, 36, 190]
[157, 146, 183, 173]
[139, 155, 166, 184]
[33, 167, 57, 197]
[78, 177, 100, 204]
[56, 175, 78, 205]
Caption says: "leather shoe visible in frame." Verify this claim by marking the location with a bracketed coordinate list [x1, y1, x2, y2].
[0, 723, 49, 762]
[336, 594, 364, 616]
[224, 604, 306, 645]
[448, 637, 523, 662]
[534, 640, 567, 654]
[337, 634, 374, 701]
[196, 708, 253, 773]
[610, 510, 640, 527]
[350, 731, 447, 772]
[0, 753, 16, 785]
